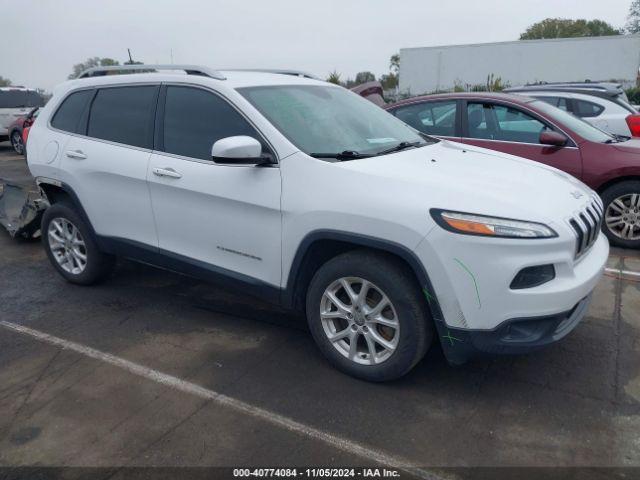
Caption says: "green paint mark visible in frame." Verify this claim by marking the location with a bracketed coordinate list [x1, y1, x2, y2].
[442, 330, 463, 346]
[454, 258, 481, 308]
[423, 288, 436, 306]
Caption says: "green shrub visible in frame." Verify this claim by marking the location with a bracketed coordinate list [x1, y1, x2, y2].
[625, 87, 640, 105]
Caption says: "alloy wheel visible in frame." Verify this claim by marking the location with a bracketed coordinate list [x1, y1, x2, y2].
[11, 132, 24, 155]
[605, 193, 640, 241]
[320, 277, 400, 365]
[47, 217, 88, 274]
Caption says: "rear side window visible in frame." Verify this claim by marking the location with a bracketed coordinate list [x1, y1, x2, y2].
[573, 100, 604, 118]
[51, 90, 93, 133]
[534, 96, 569, 112]
[161, 86, 261, 160]
[391, 100, 457, 136]
[87, 86, 158, 148]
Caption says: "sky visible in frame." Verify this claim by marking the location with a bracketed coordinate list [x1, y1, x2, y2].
[0, 0, 634, 92]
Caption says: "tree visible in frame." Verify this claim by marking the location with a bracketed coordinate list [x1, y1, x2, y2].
[326, 70, 342, 85]
[390, 53, 400, 75]
[626, 0, 640, 33]
[68, 57, 120, 79]
[520, 18, 621, 40]
[379, 73, 398, 90]
[354, 71, 376, 85]
[0, 76, 11, 87]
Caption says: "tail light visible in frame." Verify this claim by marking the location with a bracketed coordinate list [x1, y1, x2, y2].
[626, 114, 640, 136]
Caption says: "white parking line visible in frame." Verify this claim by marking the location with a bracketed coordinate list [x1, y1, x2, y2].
[0, 320, 441, 480]
[604, 267, 640, 278]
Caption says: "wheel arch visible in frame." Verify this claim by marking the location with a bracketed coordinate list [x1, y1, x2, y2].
[283, 230, 444, 323]
[596, 175, 640, 195]
[37, 179, 99, 240]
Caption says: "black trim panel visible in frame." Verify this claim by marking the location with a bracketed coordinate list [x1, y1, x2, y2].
[98, 236, 282, 304]
[282, 229, 446, 319]
[440, 294, 591, 365]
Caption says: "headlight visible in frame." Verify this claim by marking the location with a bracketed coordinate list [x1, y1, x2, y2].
[431, 209, 557, 239]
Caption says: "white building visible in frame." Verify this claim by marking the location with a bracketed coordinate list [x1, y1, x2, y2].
[399, 34, 640, 95]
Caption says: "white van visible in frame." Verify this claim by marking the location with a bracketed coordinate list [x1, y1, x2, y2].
[0, 87, 45, 141]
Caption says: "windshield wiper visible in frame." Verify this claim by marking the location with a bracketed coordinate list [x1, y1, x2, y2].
[375, 141, 425, 156]
[309, 150, 373, 161]
[603, 134, 631, 144]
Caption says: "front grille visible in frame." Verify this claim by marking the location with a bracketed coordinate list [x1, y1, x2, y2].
[568, 196, 603, 258]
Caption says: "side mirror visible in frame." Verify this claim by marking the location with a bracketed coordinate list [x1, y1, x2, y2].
[211, 136, 273, 165]
[539, 130, 568, 147]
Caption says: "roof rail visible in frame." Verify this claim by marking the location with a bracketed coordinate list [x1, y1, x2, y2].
[225, 69, 320, 80]
[76, 64, 226, 80]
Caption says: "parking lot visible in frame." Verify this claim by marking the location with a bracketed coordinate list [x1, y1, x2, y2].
[0, 143, 639, 479]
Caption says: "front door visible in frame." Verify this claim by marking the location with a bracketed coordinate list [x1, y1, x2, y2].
[147, 85, 282, 288]
[458, 101, 583, 180]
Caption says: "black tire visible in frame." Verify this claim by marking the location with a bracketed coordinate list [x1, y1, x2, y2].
[41, 201, 115, 285]
[306, 250, 433, 382]
[601, 180, 640, 249]
[10, 130, 24, 155]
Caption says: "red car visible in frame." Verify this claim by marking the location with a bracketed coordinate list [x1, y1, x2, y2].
[7, 107, 40, 155]
[21, 107, 40, 153]
[386, 92, 640, 249]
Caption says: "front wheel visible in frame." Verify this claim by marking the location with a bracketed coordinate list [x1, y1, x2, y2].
[306, 250, 433, 382]
[602, 181, 640, 249]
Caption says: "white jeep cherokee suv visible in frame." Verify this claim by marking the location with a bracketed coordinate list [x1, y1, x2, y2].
[27, 65, 609, 381]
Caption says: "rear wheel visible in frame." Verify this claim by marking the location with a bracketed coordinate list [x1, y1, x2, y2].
[42, 202, 115, 284]
[306, 250, 432, 382]
[10, 131, 24, 155]
[602, 181, 640, 249]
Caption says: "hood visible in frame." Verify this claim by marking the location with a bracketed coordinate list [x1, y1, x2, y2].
[335, 140, 594, 225]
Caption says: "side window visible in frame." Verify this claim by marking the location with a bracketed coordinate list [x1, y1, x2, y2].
[574, 99, 604, 118]
[467, 103, 549, 144]
[51, 90, 93, 133]
[162, 86, 262, 161]
[466, 103, 492, 139]
[87, 86, 158, 148]
[392, 100, 457, 136]
[535, 96, 569, 112]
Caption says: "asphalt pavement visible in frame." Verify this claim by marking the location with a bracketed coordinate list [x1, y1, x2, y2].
[0, 142, 639, 480]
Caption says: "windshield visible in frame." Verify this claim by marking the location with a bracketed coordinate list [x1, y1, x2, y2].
[532, 100, 614, 143]
[0, 90, 44, 109]
[238, 85, 430, 157]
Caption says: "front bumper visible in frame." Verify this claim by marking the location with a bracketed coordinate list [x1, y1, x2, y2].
[437, 294, 592, 364]
[413, 225, 608, 364]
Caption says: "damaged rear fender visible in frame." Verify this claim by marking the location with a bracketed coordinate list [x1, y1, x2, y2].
[36, 178, 99, 239]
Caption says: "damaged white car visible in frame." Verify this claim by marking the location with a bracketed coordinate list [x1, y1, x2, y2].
[26, 65, 608, 381]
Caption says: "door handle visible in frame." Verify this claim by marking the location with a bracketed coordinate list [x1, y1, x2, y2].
[152, 167, 182, 179]
[65, 150, 87, 160]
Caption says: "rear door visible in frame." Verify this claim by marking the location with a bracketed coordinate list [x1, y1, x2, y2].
[458, 100, 583, 179]
[388, 99, 461, 141]
[62, 84, 160, 247]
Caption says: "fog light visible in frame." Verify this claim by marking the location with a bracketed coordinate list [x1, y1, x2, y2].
[510, 265, 555, 290]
